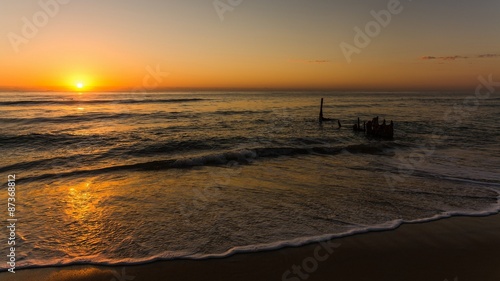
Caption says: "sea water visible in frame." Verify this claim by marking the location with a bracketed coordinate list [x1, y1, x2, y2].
[0, 91, 499, 270]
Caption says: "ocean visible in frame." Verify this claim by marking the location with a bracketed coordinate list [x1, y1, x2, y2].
[1, 91, 499, 270]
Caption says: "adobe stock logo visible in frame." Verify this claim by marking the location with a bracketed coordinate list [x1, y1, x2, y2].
[110, 267, 135, 281]
[282, 241, 341, 281]
[7, 0, 71, 54]
[213, 0, 243, 21]
[340, 0, 405, 63]
[131, 65, 170, 93]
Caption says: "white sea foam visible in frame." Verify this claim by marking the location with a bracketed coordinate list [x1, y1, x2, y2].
[5, 203, 499, 272]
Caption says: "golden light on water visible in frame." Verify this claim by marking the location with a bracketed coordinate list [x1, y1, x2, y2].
[64, 181, 105, 255]
[66, 182, 94, 221]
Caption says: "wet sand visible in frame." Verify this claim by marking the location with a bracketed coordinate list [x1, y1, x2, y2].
[3, 213, 500, 281]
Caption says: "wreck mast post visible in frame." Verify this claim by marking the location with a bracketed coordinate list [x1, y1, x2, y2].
[319, 98, 324, 123]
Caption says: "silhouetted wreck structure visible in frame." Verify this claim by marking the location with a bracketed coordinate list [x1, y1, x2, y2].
[318, 99, 394, 139]
[352, 117, 365, 132]
[363, 116, 394, 139]
[352, 116, 394, 139]
[319, 98, 341, 128]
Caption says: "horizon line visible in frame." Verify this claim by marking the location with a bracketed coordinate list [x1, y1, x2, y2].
[0, 87, 474, 93]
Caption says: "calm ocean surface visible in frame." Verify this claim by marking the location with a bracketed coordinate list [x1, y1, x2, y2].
[1, 92, 499, 270]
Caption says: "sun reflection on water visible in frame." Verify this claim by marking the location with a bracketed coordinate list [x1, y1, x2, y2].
[64, 181, 105, 255]
[67, 183, 93, 220]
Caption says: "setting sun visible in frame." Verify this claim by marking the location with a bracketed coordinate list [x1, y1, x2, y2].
[76, 82, 84, 89]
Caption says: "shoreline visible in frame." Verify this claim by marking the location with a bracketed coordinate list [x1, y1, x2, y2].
[3, 212, 500, 281]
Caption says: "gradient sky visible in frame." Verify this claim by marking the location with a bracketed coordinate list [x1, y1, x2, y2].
[1, 0, 499, 91]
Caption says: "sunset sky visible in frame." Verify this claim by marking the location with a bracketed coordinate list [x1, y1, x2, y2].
[1, 0, 499, 92]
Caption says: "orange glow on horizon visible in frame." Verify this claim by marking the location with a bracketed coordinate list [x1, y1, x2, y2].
[0, 2, 498, 92]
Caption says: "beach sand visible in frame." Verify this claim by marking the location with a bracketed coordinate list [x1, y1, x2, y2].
[4, 213, 500, 281]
